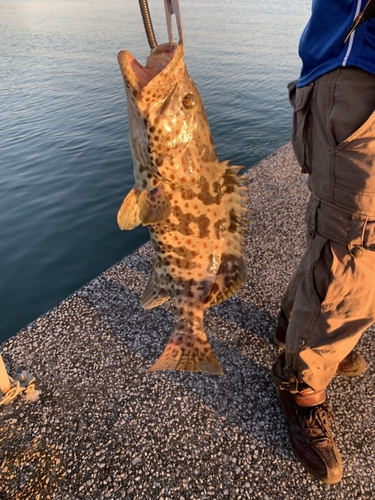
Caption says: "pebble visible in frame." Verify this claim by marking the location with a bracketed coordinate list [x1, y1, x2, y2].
[0, 144, 374, 499]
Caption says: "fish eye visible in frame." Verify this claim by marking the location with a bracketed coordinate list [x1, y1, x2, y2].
[182, 93, 197, 109]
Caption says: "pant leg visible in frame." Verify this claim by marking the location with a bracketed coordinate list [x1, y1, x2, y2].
[278, 251, 307, 332]
[273, 67, 375, 392]
[273, 218, 375, 392]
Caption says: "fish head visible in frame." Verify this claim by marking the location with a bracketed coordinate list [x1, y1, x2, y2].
[118, 43, 217, 184]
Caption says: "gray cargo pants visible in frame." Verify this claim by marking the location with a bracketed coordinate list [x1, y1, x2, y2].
[272, 67, 375, 392]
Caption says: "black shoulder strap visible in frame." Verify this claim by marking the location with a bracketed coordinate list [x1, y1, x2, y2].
[343, 0, 375, 43]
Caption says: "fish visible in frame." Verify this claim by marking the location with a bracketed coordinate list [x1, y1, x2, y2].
[117, 42, 248, 375]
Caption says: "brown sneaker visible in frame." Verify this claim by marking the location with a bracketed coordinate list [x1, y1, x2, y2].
[277, 387, 343, 484]
[273, 323, 366, 376]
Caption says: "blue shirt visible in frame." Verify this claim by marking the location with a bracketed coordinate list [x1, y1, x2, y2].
[297, 0, 375, 87]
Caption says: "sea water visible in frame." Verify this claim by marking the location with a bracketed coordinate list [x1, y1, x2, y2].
[0, 0, 311, 343]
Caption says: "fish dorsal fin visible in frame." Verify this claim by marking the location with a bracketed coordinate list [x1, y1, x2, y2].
[220, 160, 249, 256]
[117, 187, 141, 230]
[141, 258, 170, 309]
[204, 161, 249, 307]
[138, 185, 172, 225]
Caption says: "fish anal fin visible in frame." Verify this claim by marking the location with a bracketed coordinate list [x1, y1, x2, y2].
[141, 261, 170, 309]
[138, 185, 171, 225]
[147, 333, 223, 375]
[204, 254, 247, 308]
[117, 187, 141, 230]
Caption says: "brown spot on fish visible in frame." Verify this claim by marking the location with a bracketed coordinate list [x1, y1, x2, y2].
[212, 181, 220, 194]
[180, 187, 197, 201]
[198, 176, 220, 205]
[213, 219, 224, 240]
[228, 209, 239, 233]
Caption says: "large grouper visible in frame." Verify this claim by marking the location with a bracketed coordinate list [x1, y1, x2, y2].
[117, 42, 248, 375]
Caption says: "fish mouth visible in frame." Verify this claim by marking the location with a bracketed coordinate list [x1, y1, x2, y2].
[118, 43, 184, 94]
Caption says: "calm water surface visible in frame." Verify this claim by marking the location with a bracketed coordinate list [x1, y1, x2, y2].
[0, 0, 311, 343]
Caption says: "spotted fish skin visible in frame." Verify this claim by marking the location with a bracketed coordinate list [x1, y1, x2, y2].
[117, 43, 248, 374]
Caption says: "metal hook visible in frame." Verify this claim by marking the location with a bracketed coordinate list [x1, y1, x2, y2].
[138, 0, 184, 50]
[164, 0, 184, 46]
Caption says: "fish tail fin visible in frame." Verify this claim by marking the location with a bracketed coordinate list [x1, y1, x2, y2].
[147, 313, 223, 375]
[147, 334, 223, 375]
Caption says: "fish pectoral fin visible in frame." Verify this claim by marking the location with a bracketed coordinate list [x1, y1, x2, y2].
[117, 187, 141, 230]
[147, 332, 223, 375]
[141, 263, 170, 309]
[138, 185, 171, 226]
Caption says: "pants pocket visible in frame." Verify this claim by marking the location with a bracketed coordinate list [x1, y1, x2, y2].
[321, 240, 375, 319]
[306, 232, 332, 305]
[288, 80, 315, 173]
[334, 109, 375, 199]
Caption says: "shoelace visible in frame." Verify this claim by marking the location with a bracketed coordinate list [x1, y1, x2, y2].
[297, 405, 335, 444]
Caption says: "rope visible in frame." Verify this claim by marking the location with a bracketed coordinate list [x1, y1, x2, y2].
[0, 354, 39, 406]
[0, 377, 38, 406]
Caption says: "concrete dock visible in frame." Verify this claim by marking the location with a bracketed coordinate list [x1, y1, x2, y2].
[0, 143, 374, 499]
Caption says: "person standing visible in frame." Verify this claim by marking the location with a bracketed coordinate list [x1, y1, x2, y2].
[272, 0, 375, 484]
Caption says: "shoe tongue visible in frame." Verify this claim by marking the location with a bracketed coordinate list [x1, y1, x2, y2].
[297, 408, 328, 444]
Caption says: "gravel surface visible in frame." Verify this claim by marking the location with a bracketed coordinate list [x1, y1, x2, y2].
[0, 143, 374, 499]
